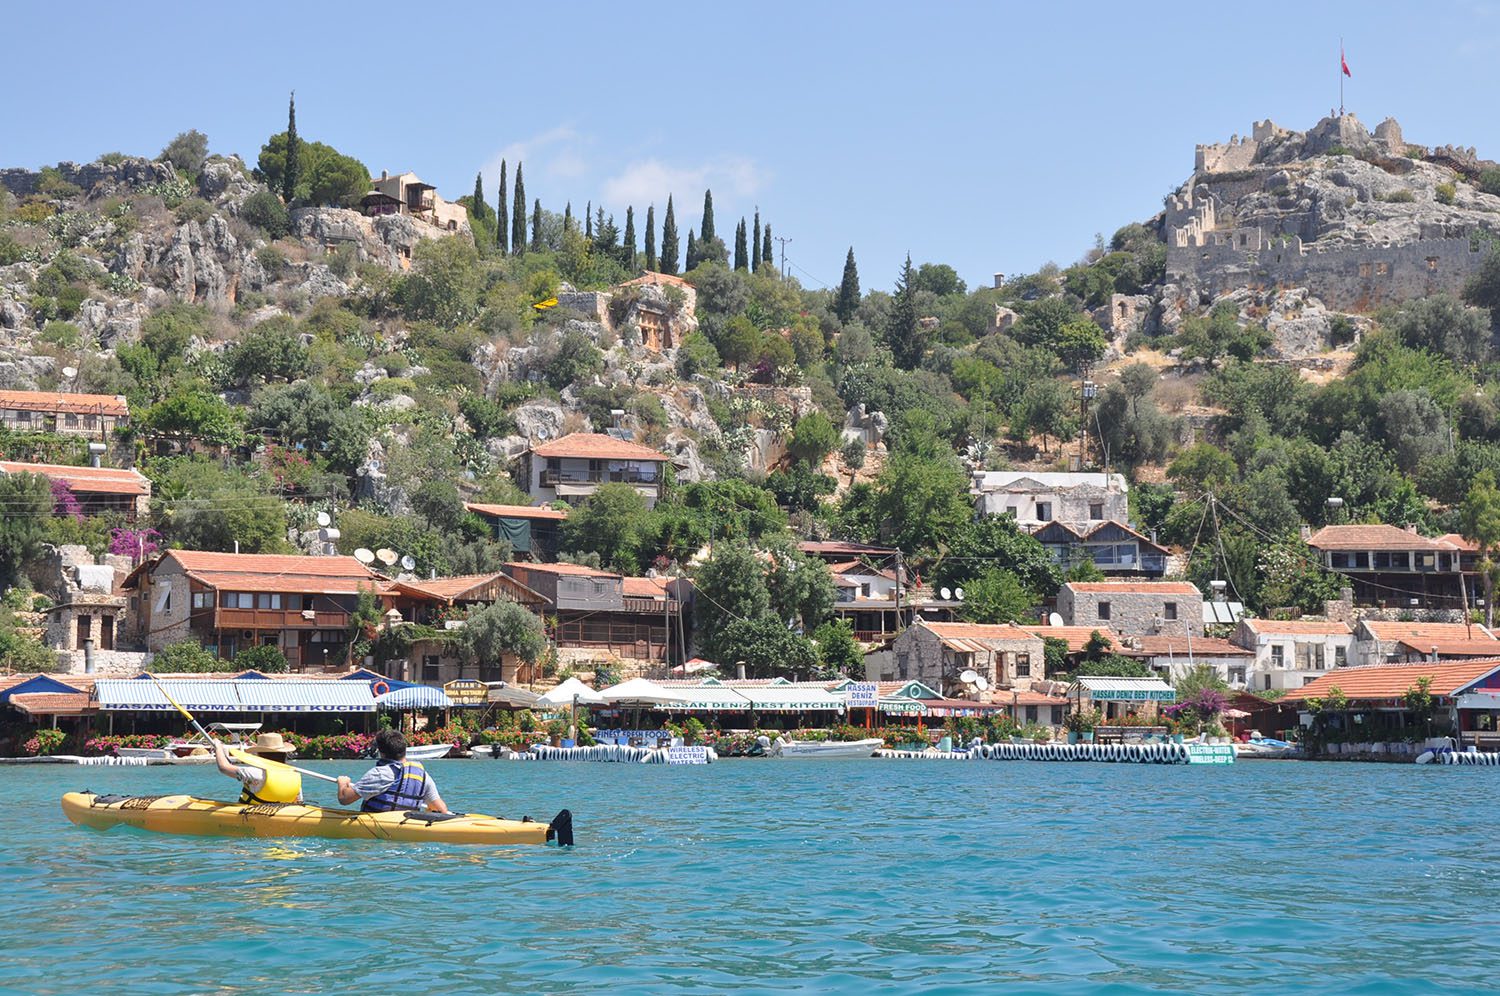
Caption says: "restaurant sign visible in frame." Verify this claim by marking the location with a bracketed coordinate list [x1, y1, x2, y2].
[1089, 688, 1176, 702]
[443, 679, 489, 705]
[847, 682, 879, 709]
[879, 700, 929, 715]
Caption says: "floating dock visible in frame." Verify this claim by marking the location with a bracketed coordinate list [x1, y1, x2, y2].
[876, 742, 1235, 764]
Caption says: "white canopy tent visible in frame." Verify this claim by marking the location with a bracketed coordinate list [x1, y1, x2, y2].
[539, 677, 606, 707]
[599, 678, 684, 706]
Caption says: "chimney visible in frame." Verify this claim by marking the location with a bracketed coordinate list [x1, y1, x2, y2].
[88, 441, 106, 468]
[380, 169, 388, 181]
[83, 638, 95, 674]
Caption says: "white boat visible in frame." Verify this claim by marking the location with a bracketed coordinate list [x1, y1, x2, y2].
[115, 746, 172, 760]
[1235, 737, 1295, 759]
[405, 743, 457, 761]
[769, 737, 883, 759]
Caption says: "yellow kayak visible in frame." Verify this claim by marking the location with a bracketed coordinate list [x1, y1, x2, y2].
[62, 792, 573, 847]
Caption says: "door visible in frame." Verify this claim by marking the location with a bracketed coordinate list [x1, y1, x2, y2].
[100, 617, 114, 650]
[76, 615, 92, 648]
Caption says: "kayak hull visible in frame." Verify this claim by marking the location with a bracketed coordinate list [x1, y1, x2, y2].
[61, 792, 569, 846]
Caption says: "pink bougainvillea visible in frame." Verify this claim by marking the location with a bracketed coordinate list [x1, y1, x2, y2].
[50, 478, 83, 519]
[109, 526, 162, 560]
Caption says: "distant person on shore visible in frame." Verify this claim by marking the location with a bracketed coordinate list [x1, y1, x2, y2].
[214, 733, 304, 804]
[337, 729, 450, 814]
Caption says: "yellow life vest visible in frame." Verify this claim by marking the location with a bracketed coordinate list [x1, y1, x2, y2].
[231, 752, 302, 805]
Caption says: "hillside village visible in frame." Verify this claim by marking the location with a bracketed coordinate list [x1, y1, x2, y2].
[4, 103, 1500, 752]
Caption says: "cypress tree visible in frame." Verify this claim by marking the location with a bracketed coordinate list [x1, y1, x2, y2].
[762, 224, 773, 273]
[623, 206, 636, 269]
[586, 201, 592, 239]
[752, 210, 762, 271]
[836, 248, 861, 323]
[660, 196, 679, 275]
[593, 207, 609, 253]
[645, 205, 657, 272]
[686, 229, 698, 271]
[564, 202, 573, 232]
[733, 219, 749, 271]
[511, 162, 527, 256]
[472, 172, 486, 223]
[283, 91, 300, 205]
[888, 254, 923, 370]
[700, 189, 716, 244]
[531, 198, 542, 252]
[496, 160, 508, 254]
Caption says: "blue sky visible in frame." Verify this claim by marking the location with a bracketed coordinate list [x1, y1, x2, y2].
[8, 2, 1499, 292]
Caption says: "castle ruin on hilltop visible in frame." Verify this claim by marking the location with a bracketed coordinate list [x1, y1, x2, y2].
[1162, 113, 1497, 313]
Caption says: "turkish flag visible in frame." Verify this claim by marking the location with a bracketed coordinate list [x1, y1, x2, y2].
[1341, 49, 1351, 77]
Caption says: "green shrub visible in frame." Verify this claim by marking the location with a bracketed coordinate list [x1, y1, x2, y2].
[174, 198, 214, 225]
[1377, 189, 1415, 203]
[233, 643, 289, 673]
[1436, 182, 1457, 206]
[38, 321, 83, 347]
[1480, 169, 1500, 197]
[152, 641, 230, 672]
[240, 189, 290, 238]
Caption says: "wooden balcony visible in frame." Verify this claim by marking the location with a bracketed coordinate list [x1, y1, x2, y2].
[214, 608, 350, 630]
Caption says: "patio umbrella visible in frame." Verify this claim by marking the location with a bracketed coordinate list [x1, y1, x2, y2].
[375, 686, 454, 710]
[484, 682, 546, 708]
[539, 676, 606, 707]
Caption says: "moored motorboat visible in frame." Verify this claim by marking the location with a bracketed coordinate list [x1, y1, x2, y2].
[1235, 737, 1295, 759]
[61, 792, 573, 846]
[404, 743, 457, 761]
[769, 737, 883, 758]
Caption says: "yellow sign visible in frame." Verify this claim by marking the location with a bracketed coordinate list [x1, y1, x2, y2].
[532, 297, 558, 311]
[444, 679, 489, 705]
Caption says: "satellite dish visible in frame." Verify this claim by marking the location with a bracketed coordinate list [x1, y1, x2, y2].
[959, 669, 980, 685]
[975, 676, 990, 691]
[316, 511, 332, 527]
[940, 587, 953, 601]
[1048, 612, 1064, 627]
[61, 366, 78, 380]
[536, 427, 552, 440]
[954, 587, 965, 601]
[400, 555, 417, 571]
[376, 548, 398, 566]
[354, 548, 376, 565]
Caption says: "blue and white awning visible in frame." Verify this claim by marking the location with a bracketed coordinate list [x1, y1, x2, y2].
[95, 678, 376, 713]
[375, 686, 454, 710]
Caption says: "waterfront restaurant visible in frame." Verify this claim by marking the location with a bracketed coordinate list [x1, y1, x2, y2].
[1070, 675, 1177, 721]
[1277, 658, 1500, 750]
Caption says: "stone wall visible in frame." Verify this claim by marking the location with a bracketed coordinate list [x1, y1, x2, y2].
[0, 158, 175, 200]
[1057, 587, 1205, 637]
[53, 648, 151, 676]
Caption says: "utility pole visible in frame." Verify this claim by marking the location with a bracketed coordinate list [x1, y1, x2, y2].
[774, 236, 791, 280]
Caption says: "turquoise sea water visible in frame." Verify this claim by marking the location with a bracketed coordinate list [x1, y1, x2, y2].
[3, 758, 1500, 995]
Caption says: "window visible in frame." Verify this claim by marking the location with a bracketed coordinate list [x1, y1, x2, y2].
[1163, 603, 1177, 621]
[1089, 503, 1104, 520]
[220, 592, 254, 609]
[1373, 551, 1408, 570]
[191, 592, 212, 609]
[1229, 667, 1246, 685]
[1005, 506, 1019, 518]
[897, 652, 910, 679]
[1097, 601, 1111, 621]
[255, 593, 283, 610]
[1025, 705, 1038, 723]
[1314, 645, 1326, 670]
[1036, 502, 1052, 521]
[1330, 551, 1370, 569]
[1415, 553, 1437, 572]
[65, 413, 79, 427]
[422, 655, 441, 682]
[1271, 644, 1285, 667]
[1334, 646, 1347, 667]
[85, 415, 98, 430]
[1015, 654, 1031, 677]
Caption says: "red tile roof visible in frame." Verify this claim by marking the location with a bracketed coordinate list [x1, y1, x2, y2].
[1241, 619, 1354, 636]
[1280, 659, 1500, 702]
[0, 389, 128, 417]
[826, 560, 897, 579]
[1021, 626, 1120, 652]
[529, 433, 666, 461]
[622, 576, 672, 598]
[921, 621, 1042, 640]
[9, 691, 96, 716]
[797, 540, 900, 557]
[506, 561, 622, 578]
[1361, 621, 1496, 642]
[186, 570, 387, 595]
[0, 460, 150, 496]
[1437, 533, 1479, 553]
[154, 551, 385, 594]
[465, 502, 568, 521]
[1125, 635, 1253, 657]
[1066, 582, 1200, 595]
[1306, 524, 1455, 552]
[388, 573, 544, 605]
[1397, 639, 1500, 658]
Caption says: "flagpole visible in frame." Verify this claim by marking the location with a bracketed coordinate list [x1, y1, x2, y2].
[1339, 37, 1344, 117]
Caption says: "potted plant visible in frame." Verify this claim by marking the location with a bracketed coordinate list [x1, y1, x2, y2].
[546, 718, 569, 747]
[1065, 708, 1101, 743]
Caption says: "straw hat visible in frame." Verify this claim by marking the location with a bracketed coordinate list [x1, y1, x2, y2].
[244, 732, 293, 758]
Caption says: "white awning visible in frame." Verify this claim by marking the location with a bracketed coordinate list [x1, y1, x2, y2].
[734, 685, 847, 712]
[95, 678, 377, 713]
[659, 686, 754, 712]
[1073, 676, 1176, 703]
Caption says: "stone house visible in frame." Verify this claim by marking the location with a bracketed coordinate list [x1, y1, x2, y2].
[522, 432, 670, 508]
[554, 272, 699, 353]
[502, 562, 688, 666]
[1121, 634, 1257, 689]
[971, 471, 1129, 530]
[1349, 620, 1500, 668]
[0, 389, 128, 439]
[361, 170, 468, 232]
[1032, 520, 1169, 578]
[381, 572, 548, 685]
[0, 460, 150, 523]
[889, 620, 1046, 694]
[123, 551, 387, 669]
[1305, 524, 1477, 610]
[1056, 581, 1205, 638]
[1229, 619, 1355, 692]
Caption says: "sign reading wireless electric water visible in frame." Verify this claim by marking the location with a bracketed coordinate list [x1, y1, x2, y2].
[667, 746, 710, 765]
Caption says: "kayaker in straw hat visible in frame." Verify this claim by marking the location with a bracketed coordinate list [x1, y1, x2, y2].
[213, 732, 304, 804]
[337, 728, 449, 814]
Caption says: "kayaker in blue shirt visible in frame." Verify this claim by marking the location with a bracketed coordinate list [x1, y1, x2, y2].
[336, 729, 450, 814]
